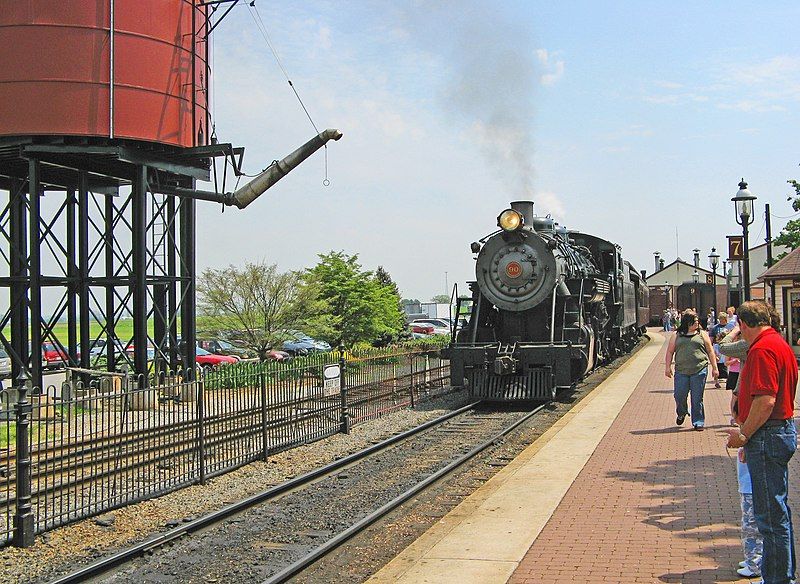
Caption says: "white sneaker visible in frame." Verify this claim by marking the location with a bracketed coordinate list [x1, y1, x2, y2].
[738, 560, 747, 568]
[737, 566, 760, 578]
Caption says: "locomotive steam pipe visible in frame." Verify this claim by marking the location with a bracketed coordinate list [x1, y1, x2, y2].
[226, 128, 343, 209]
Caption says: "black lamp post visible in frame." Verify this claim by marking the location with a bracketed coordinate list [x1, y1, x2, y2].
[692, 269, 699, 312]
[722, 259, 728, 306]
[709, 247, 719, 321]
[732, 179, 756, 301]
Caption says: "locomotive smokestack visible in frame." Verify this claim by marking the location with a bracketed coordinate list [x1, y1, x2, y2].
[226, 129, 343, 209]
[510, 201, 534, 227]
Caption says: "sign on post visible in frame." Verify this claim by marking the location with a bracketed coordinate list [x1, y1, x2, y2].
[323, 364, 341, 396]
[728, 235, 744, 260]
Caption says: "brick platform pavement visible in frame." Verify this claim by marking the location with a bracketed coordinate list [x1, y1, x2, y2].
[511, 330, 800, 584]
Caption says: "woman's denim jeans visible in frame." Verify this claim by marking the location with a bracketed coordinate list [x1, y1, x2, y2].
[673, 367, 706, 427]
[744, 419, 797, 584]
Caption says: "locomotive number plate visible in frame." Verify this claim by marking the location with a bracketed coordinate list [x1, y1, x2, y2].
[505, 261, 522, 278]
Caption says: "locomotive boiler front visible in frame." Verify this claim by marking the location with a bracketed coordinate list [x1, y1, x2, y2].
[475, 226, 561, 312]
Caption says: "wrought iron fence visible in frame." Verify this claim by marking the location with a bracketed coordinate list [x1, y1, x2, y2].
[0, 340, 453, 547]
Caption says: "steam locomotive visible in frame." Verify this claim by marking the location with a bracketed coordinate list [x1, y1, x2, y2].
[446, 201, 649, 401]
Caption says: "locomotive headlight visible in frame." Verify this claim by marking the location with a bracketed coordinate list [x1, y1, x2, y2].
[497, 209, 523, 231]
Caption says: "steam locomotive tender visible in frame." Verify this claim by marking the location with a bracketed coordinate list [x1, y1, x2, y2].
[447, 201, 649, 401]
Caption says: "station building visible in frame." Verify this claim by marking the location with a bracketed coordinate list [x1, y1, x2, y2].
[644, 242, 800, 360]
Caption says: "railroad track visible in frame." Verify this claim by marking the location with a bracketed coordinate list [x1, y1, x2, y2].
[46, 399, 548, 583]
[0, 380, 440, 496]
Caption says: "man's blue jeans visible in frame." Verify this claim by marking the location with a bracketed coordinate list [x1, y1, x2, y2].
[745, 419, 797, 583]
[673, 368, 706, 427]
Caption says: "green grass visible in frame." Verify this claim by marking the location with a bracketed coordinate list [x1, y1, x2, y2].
[3, 318, 153, 345]
[0, 422, 15, 448]
[0, 422, 56, 448]
[54, 403, 89, 416]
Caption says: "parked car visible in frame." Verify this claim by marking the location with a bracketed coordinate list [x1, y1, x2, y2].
[409, 323, 434, 338]
[410, 319, 450, 335]
[195, 347, 237, 371]
[197, 338, 254, 360]
[267, 349, 292, 362]
[0, 347, 10, 379]
[42, 342, 68, 369]
[282, 331, 331, 355]
[76, 338, 111, 361]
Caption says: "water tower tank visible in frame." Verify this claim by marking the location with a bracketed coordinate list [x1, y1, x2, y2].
[0, 0, 208, 148]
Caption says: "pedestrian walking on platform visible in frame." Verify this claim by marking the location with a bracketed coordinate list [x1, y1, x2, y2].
[706, 308, 716, 332]
[712, 313, 730, 339]
[663, 310, 672, 331]
[712, 332, 728, 388]
[719, 325, 747, 426]
[727, 305, 739, 326]
[665, 310, 718, 430]
[726, 300, 798, 584]
[736, 448, 763, 578]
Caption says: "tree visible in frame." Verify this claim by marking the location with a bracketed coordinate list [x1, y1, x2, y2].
[305, 251, 404, 346]
[430, 294, 450, 303]
[197, 262, 324, 361]
[375, 265, 401, 297]
[773, 179, 800, 260]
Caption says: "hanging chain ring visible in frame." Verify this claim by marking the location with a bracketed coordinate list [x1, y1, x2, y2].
[323, 178, 331, 187]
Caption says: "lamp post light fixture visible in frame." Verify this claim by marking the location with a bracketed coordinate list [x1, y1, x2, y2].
[709, 247, 720, 320]
[732, 179, 756, 301]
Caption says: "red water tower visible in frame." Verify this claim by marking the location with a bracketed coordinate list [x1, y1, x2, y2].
[0, 0, 223, 411]
[0, 0, 209, 147]
[0, 0, 342, 550]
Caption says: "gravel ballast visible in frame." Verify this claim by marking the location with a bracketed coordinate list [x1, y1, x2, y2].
[0, 392, 469, 584]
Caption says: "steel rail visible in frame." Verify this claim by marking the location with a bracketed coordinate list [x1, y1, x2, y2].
[47, 401, 481, 584]
[8, 380, 445, 474]
[262, 401, 549, 584]
[3, 383, 453, 506]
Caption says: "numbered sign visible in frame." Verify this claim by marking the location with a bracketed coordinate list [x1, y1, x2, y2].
[705, 274, 714, 285]
[728, 235, 744, 260]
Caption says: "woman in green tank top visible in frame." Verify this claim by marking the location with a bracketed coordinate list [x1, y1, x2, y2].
[665, 311, 719, 430]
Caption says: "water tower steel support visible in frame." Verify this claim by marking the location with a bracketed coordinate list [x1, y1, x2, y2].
[0, 138, 236, 391]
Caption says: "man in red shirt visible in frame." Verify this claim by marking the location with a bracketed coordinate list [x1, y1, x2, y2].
[727, 300, 798, 584]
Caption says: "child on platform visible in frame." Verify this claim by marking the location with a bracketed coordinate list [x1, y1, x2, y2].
[736, 448, 762, 578]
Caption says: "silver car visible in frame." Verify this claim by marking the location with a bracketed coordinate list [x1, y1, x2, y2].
[0, 347, 11, 379]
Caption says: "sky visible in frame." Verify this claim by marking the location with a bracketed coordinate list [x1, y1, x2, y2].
[198, 0, 800, 301]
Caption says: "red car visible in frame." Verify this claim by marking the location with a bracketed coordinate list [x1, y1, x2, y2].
[42, 342, 68, 369]
[409, 323, 434, 335]
[196, 347, 237, 370]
